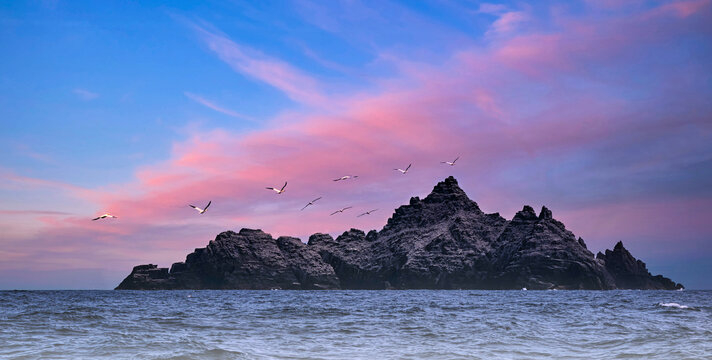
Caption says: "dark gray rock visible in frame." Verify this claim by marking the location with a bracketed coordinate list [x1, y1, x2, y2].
[116, 229, 340, 290]
[596, 241, 683, 290]
[116, 176, 682, 290]
[308, 229, 382, 289]
[487, 206, 614, 289]
[115, 264, 175, 290]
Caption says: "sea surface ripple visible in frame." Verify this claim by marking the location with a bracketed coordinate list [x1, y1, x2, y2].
[1, 290, 710, 359]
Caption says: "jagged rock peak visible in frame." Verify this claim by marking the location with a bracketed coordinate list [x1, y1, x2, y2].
[430, 175, 462, 193]
[117, 176, 683, 291]
[307, 233, 334, 246]
[423, 176, 480, 208]
[513, 205, 538, 221]
[384, 176, 482, 230]
[425, 176, 467, 198]
[577, 237, 587, 249]
[238, 228, 266, 236]
[347, 228, 365, 235]
[539, 206, 553, 220]
[336, 228, 366, 242]
[214, 230, 237, 241]
[597, 240, 683, 289]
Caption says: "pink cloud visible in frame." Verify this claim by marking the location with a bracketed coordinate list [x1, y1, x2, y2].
[583, 0, 647, 10]
[69, 2, 710, 233]
[2, 1, 710, 287]
[490, 0, 711, 78]
[650, 0, 711, 18]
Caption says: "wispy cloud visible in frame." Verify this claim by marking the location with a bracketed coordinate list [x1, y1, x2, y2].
[191, 23, 326, 106]
[72, 88, 99, 100]
[184, 92, 258, 123]
[75, 0, 711, 238]
[0, 209, 71, 216]
[11, 143, 56, 164]
[486, 11, 530, 36]
[0, 168, 91, 197]
[2, 0, 711, 288]
[477, 3, 508, 15]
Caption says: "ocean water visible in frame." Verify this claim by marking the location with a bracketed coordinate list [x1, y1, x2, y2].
[0, 290, 710, 359]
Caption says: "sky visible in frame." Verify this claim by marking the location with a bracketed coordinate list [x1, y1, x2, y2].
[0, 0, 710, 289]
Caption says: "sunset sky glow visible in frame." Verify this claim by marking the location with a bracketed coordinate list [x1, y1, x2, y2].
[1, 0, 711, 289]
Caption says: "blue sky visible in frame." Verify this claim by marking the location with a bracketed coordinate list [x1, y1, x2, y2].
[1, 0, 711, 289]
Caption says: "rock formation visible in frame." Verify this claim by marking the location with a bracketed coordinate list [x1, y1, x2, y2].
[116, 229, 340, 290]
[116, 176, 683, 290]
[596, 241, 682, 290]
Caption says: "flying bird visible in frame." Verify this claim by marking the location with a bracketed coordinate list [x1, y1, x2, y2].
[301, 197, 322, 211]
[189, 201, 211, 214]
[92, 213, 117, 221]
[330, 206, 352, 216]
[266, 182, 288, 194]
[441, 156, 460, 166]
[394, 164, 411, 174]
[357, 209, 378, 217]
[333, 175, 358, 181]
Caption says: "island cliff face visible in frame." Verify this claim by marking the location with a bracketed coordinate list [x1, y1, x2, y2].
[116, 177, 683, 290]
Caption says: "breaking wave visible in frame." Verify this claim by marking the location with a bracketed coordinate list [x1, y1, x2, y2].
[658, 302, 690, 309]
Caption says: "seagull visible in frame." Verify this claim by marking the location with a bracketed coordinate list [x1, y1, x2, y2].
[266, 181, 288, 194]
[92, 213, 117, 221]
[189, 201, 211, 214]
[330, 206, 352, 216]
[394, 164, 411, 174]
[301, 197, 322, 211]
[333, 175, 358, 181]
[441, 156, 460, 166]
[357, 209, 378, 217]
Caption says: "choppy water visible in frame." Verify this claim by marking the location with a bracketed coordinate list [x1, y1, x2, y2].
[1, 290, 710, 359]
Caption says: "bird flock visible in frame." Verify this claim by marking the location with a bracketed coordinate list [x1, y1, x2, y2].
[91, 157, 459, 221]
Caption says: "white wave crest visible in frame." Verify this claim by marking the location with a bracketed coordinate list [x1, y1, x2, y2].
[658, 302, 689, 309]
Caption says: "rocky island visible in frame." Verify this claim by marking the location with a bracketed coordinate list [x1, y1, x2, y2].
[116, 177, 683, 290]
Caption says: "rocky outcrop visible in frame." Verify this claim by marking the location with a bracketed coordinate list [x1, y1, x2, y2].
[596, 241, 683, 290]
[116, 229, 340, 290]
[484, 205, 615, 290]
[115, 264, 173, 290]
[116, 176, 682, 290]
[307, 177, 509, 290]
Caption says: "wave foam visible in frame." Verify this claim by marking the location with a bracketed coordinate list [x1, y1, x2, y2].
[658, 302, 689, 309]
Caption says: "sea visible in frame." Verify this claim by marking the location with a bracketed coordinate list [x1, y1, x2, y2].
[0, 290, 710, 359]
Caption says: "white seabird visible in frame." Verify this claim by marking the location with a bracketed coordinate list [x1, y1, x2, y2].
[189, 201, 211, 214]
[301, 197, 322, 211]
[92, 213, 117, 221]
[441, 156, 460, 166]
[394, 164, 411, 174]
[357, 209, 378, 217]
[266, 182, 288, 194]
[333, 175, 358, 181]
[330, 206, 352, 216]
